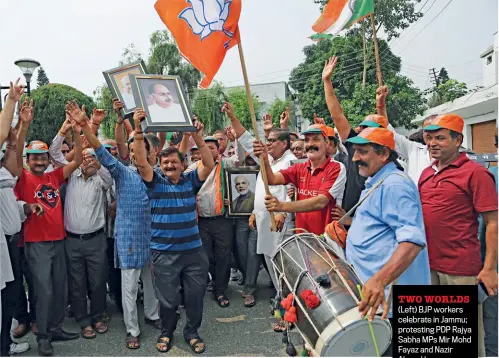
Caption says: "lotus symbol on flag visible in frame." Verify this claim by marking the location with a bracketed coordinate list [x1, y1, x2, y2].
[179, 0, 234, 43]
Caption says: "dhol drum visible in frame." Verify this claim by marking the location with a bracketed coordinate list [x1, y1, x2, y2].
[272, 232, 392, 357]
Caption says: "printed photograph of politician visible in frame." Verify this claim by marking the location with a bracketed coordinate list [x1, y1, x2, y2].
[102, 60, 147, 118]
[225, 168, 258, 217]
[129, 74, 196, 132]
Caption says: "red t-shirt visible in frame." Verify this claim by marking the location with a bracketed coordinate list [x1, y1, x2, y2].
[280, 157, 341, 235]
[15, 168, 66, 243]
[418, 153, 498, 276]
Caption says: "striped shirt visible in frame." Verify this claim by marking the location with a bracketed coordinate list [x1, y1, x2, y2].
[145, 170, 204, 252]
[95, 145, 151, 269]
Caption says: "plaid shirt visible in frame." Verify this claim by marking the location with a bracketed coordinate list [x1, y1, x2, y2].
[95, 145, 151, 269]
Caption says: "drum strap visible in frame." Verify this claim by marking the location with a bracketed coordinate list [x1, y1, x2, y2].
[338, 172, 408, 224]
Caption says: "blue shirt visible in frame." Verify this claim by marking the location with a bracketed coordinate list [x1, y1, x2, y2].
[145, 170, 204, 252]
[345, 162, 431, 318]
[95, 145, 151, 269]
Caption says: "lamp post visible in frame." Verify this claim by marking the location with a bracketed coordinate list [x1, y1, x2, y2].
[0, 58, 40, 111]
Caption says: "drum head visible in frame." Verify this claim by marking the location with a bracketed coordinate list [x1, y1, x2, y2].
[316, 308, 392, 357]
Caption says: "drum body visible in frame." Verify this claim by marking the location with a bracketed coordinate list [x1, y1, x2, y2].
[272, 233, 392, 357]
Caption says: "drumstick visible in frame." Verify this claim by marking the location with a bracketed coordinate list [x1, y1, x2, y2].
[356, 285, 380, 357]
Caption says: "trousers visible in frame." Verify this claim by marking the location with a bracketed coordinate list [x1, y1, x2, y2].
[121, 266, 159, 337]
[234, 220, 261, 295]
[151, 248, 208, 341]
[65, 231, 108, 328]
[1, 235, 19, 356]
[25, 240, 67, 341]
[14, 246, 36, 325]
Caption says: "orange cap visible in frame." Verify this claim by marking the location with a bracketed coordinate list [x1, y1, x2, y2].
[359, 114, 388, 129]
[424, 113, 464, 134]
[346, 127, 395, 150]
[325, 126, 336, 138]
[302, 124, 329, 139]
[25, 140, 49, 154]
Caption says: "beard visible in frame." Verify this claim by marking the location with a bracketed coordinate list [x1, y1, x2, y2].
[237, 188, 249, 195]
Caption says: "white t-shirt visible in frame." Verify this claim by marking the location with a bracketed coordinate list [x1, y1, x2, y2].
[147, 102, 185, 123]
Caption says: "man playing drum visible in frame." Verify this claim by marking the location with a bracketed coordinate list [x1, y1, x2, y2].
[345, 127, 431, 356]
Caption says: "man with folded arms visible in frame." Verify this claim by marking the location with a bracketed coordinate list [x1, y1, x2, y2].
[419, 114, 498, 357]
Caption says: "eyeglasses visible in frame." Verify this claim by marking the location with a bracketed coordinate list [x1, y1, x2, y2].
[266, 138, 278, 144]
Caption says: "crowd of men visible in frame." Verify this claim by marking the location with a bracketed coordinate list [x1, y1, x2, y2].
[0, 55, 497, 357]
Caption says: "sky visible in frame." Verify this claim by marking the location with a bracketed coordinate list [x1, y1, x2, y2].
[0, 0, 497, 100]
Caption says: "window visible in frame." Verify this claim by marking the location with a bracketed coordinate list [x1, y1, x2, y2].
[487, 55, 492, 65]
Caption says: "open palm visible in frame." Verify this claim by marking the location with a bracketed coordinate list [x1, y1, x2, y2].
[322, 56, 338, 81]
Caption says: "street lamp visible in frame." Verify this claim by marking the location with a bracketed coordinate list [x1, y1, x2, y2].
[0, 58, 40, 111]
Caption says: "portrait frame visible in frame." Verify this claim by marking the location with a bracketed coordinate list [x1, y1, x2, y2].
[102, 60, 147, 119]
[129, 74, 196, 133]
[225, 167, 259, 218]
[290, 158, 308, 201]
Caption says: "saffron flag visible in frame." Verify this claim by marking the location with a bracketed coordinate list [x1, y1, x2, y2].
[155, 0, 242, 89]
[312, 0, 374, 35]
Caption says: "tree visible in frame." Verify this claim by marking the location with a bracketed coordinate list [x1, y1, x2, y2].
[22, 84, 95, 144]
[289, 34, 425, 128]
[36, 67, 50, 88]
[93, 84, 117, 139]
[191, 81, 227, 134]
[438, 67, 450, 85]
[226, 88, 262, 132]
[313, 0, 423, 41]
[267, 98, 293, 127]
[428, 79, 468, 108]
[147, 30, 201, 93]
[120, 43, 143, 66]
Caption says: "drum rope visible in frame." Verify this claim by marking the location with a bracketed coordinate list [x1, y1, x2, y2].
[356, 285, 381, 357]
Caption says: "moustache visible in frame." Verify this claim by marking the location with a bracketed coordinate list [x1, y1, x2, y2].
[356, 161, 368, 168]
[305, 146, 319, 152]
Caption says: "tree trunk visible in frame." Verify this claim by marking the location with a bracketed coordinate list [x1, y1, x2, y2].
[362, 20, 367, 89]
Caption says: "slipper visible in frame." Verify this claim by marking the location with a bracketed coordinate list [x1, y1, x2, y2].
[215, 294, 230, 308]
[126, 333, 140, 349]
[187, 337, 205, 354]
[82, 327, 96, 339]
[93, 321, 108, 334]
[156, 336, 172, 353]
[244, 295, 256, 307]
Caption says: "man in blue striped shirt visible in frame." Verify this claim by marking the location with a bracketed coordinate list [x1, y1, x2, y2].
[131, 108, 214, 354]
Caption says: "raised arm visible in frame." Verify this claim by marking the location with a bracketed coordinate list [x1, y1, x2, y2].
[178, 131, 190, 156]
[2, 128, 20, 177]
[0, 79, 23, 147]
[252, 140, 286, 185]
[322, 56, 351, 142]
[131, 108, 153, 182]
[192, 121, 214, 181]
[112, 99, 129, 160]
[49, 118, 72, 168]
[90, 108, 105, 136]
[62, 124, 83, 180]
[279, 108, 290, 130]
[14, 98, 34, 177]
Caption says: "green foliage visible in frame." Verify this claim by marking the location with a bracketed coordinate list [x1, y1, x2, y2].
[438, 67, 450, 84]
[313, 0, 423, 41]
[93, 84, 117, 139]
[342, 76, 426, 128]
[428, 79, 468, 108]
[36, 67, 50, 88]
[191, 81, 227, 134]
[22, 84, 95, 144]
[227, 87, 262, 132]
[120, 43, 143, 66]
[267, 98, 292, 127]
[147, 30, 201, 92]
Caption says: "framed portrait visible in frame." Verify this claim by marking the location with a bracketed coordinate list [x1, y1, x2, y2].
[128, 74, 196, 133]
[225, 167, 259, 217]
[102, 60, 147, 119]
[290, 159, 307, 201]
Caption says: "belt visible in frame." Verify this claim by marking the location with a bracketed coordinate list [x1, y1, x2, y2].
[67, 228, 104, 240]
[198, 216, 225, 220]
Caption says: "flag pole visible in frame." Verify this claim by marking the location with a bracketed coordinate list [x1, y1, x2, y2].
[370, 13, 383, 86]
[237, 40, 277, 231]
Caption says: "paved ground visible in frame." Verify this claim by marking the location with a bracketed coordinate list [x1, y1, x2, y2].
[13, 271, 302, 357]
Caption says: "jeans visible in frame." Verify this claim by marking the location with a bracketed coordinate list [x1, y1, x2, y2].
[234, 220, 261, 295]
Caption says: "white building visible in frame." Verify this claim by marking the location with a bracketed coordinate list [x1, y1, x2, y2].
[411, 32, 498, 154]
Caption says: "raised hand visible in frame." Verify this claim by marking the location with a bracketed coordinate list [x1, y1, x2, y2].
[132, 108, 146, 128]
[19, 98, 34, 124]
[252, 140, 268, 157]
[112, 98, 124, 113]
[376, 86, 389, 105]
[279, 108, 290, 126]
[66, 101, 89, 126]
[8, 78, 24, 102]
[91, 108, 106, 125]
[225, 126, 235, 141]
[193, 120, 204, 139]
[221, 102, 235, 119]
[322, 56, 338, 81]
[313, 113, 325, 125]
[262, 114, 273, 132]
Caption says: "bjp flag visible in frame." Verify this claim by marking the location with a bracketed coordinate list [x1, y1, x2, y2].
[155, 0, 242, 89]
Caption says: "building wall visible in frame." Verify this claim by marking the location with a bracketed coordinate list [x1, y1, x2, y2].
[471, 120, 497, 153]
[482, 32, 498, 88]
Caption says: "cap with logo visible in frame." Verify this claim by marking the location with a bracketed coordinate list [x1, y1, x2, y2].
[26, 140, 49, 154]
[423, 113, 464, 134]
[346, 127, 395, 150]
[359, 114, 388, 129]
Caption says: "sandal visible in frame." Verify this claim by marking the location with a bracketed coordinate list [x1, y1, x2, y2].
[126, 333, 140, 349]
[187, 337, 205, 354]
[273, 321, 286, 333]
[244, 295, 256, 307]
[82, 326, 96, 339]
[215, 294, 230, 308]
[156, 336, 172, 353]
[93, 321, 108, 334]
